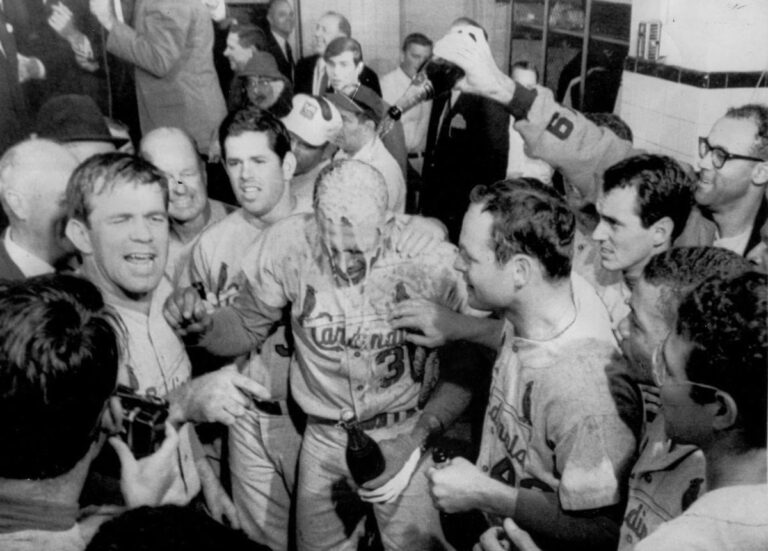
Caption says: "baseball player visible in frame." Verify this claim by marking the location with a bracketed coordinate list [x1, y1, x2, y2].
[166, 159, 472, 550]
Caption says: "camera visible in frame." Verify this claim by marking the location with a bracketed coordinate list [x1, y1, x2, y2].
[115, 385, 169, 459]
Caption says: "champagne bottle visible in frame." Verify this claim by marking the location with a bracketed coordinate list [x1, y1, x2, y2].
[432, 446, 488, 551]
[379, 56, 466, 138]
[341, 409, 386, 485]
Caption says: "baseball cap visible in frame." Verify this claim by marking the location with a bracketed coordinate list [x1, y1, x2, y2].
[237, 51, 286, 81]
[282, 94, 342, 147]
[324, 85, 385, 125]
[34, 94, 128, 146]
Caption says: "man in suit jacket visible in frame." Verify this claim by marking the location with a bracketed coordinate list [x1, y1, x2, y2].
[90, 0, 226, 155]
[294, 11, 380, 97]
[0, 139, 79, 280]
[263, 0, 293, 82]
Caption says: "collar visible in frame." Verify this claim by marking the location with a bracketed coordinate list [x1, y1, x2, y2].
[272, 30, 287, 49]
[0, 491, 78, 533]
[4, 229, 55, 277]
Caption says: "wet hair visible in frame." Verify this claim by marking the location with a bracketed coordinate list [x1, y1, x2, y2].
[676, 271, 767, 450]
[469, 178, 575, 279]
[0, 274, 121, 479]
[66, 152, 169, 225]
[602, 154, 695, 241]
[323, 36, 363, 64]
[218, 107, 291, 161]
[725, 103, 768, 158]
[584, 112, 633, 143]
[643, 246, 753, 325]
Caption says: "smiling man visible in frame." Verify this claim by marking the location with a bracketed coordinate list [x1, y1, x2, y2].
[591, 154, 694, 325]
[140, 127, 232, 285]
[678, 104, 768, 258]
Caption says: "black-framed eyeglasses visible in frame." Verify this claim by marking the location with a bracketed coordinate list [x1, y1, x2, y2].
[698, 136, 765, 169]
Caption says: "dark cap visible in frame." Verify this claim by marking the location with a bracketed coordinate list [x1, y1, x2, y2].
[324, 85, 385, 125]
[237, 51, 286, 81]
[34, 94, 128, 146]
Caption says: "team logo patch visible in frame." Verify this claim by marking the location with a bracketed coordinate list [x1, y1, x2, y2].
[300, 101, 318, 120]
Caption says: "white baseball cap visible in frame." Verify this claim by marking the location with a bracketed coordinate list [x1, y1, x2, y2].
[281, 94, 342, 147]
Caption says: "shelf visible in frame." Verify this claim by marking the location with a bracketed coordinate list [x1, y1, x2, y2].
[513, 22, 629, 47]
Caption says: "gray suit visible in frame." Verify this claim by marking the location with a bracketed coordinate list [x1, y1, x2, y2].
[107, 0, 226, 153]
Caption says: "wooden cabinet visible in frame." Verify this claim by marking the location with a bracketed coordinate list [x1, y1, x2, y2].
[509, 0, 631, 112]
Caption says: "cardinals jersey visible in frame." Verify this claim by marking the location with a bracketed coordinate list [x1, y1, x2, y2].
[231, 212, 466, 421]
[476, 274, 638, 515]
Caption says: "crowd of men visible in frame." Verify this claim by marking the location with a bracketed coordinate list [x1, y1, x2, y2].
[0, 2, 766, 550]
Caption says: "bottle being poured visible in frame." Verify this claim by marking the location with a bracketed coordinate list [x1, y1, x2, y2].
[378, 40, 473, 138]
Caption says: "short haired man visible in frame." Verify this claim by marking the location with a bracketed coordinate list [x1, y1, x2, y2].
[428, 179, 638, 550]
[187, 107, 299, 550]
[223, 24, 267, 73]
[633, 271, 768, 550]
[281, 94, 342, 212]
[326, 86, 406, 212]
[34, 94, 128, 162]
[166, 159, 473, 550]
[0, 138, 78, 279]
[677, 104, 768, 258]
[65, 153, 267, 511]
[380, 33, 433, 174]
[294, 11, 381, 96]
[589, 154, 695, 325]
[616, 247, 752, 550]
[139, 127, 232, 285]
[263, 0, 295, 82]
[0, 274, 179, 550]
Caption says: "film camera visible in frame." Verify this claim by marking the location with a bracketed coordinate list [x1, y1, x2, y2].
[115, 385, 169, 459]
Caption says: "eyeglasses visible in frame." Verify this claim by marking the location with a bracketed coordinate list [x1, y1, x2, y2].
[698, 137, 765, 169]
[651, 344, 722, 394]
[248, 77, 281, 88]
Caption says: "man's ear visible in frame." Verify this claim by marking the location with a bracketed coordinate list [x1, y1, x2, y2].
[282, 150, 297, 182]
[65, 218, 94, 255]
[4, 190, 28, 220]
[711, 390, 740, 432]
[508, 254, 533, 290]
[751, 160, 768, 186]
[651, 216, 674, 246]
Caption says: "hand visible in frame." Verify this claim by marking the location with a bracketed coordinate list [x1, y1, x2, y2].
[207, 139, 222, 164]
[474, 526, 510, 551]
[109, 421, 180, 508]
[433, 24, 511, 102]
[356, 431, 421, 497]
[89, 0, 115, 31]
[163, 285, 214, 338]
[201, 0, 227, 22]
[17, 54, 45, 82]
[47, 2, 77, 40]
[72, 35, 99, 72]
[359, 447, 421, 504]
[177, 365, 270, 425]
[427, 456, 487, 513]
[198, 458, 241, 529]
[101, 395, 124, 436]
[396, 216, 447, 257]
[389, 298, 462, 347]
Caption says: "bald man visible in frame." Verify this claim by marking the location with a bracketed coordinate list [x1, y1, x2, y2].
[0, 139, 79, 280]
[140, 128, 232, 285]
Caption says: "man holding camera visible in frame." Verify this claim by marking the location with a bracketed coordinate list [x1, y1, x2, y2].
[0, 274, 180, 550]
[64, 153, 269, 521]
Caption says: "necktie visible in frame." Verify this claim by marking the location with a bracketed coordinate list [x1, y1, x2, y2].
[285, 40, 294, 80]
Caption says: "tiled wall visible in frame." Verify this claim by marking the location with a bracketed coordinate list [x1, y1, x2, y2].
[619, 71, 768, 166]
[618, 0, 768, 166]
